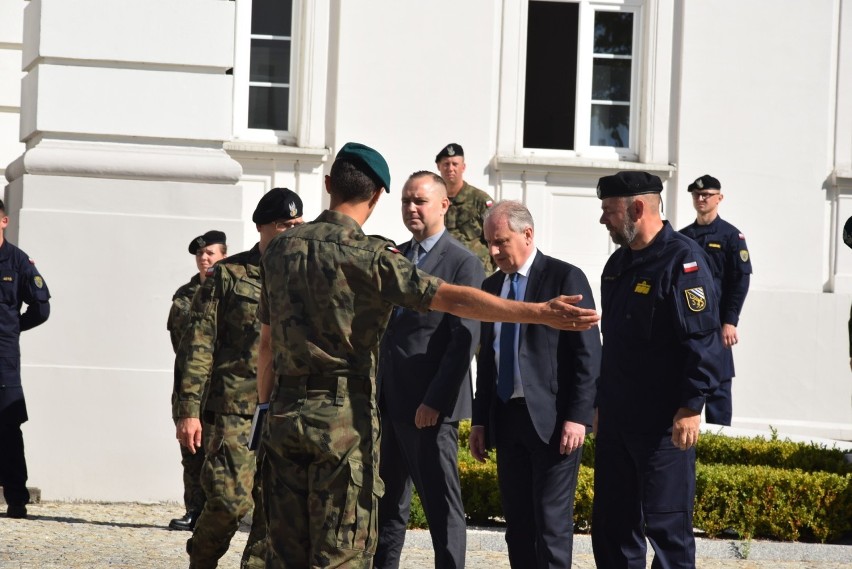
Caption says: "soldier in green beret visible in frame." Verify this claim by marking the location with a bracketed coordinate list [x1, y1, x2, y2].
[176, 188, 304, 569]
[166, 230, 227, 532]
[436, 143, 496, 273]
[257, 142, 600, 568]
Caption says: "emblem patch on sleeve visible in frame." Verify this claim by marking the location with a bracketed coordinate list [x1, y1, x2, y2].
[34, 276, 44, 289]
[682, 261, 699, 273]
[385, 245, 401, 254]
[740, 250, 749, 262]
[683, 287, 707, 312]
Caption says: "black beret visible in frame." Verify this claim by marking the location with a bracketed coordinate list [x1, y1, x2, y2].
[597, 171, 663, 199]
[687, 175, 721, 192]
[335, 142, 392, 193]
[189, 230, 226, 254]
[843, 216, 852, 250]
[435, 143, 464, 163]
[252, 188, 303, 224]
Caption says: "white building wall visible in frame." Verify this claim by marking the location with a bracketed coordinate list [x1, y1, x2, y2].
[0, 0, 849, 501]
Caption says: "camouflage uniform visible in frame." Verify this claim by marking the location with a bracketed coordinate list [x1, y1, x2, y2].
[176, 245, 266, 569]
[445, 181, 495, 273]
[258, 210, 442, 568]
[167, 274, 206, 518]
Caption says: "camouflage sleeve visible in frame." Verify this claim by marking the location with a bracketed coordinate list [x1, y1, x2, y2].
[176, 267, 227, 418]
[257, 260, 270, 325]
[375, 245, 441, 312]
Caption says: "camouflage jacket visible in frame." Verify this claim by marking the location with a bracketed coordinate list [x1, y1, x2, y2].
[258, 210, 442, 380]
[167, 273, 201, 354]
[176, 245, 262, 417]
[445, 182, 495, 273]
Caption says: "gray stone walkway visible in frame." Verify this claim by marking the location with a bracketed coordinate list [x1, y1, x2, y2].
[0, 502, 850, 568]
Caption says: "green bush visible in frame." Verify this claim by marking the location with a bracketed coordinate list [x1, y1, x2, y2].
[406, 422, 852, 542]
[694, 464, 852, 542]
[696, 432, 851, 475]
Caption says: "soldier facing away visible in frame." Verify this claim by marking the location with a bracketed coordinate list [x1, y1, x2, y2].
[256, 141, 600, 568]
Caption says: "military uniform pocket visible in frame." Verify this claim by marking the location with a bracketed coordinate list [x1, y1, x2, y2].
[337, 459, 383, 553]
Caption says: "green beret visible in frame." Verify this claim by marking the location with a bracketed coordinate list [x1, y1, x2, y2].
[252, 188, 303, 224]
[335, 142, 391, 193]
[597, 171, 663, 199]
[189, 230, 226, 254]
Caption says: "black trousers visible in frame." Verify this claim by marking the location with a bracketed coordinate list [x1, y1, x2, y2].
[0, 421, 30, 507]
[495, 399, 582, 569]
[375, 417, 466, 569]
[592, 431, 697, 569]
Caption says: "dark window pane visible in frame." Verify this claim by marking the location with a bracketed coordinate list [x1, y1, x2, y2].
[249, 86, 289, 131]
[250, 39, 291, 83]
[590, 104, 629, 147]
[252, 0, 292, 37]
[594, 12, 633, 55]
[592, 59, 631, 101]
[523, 1, 579, 150]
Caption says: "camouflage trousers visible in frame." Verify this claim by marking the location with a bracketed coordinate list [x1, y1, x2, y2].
[262, 375, 383, 569]
[187, 413, 264, 569]
[176, 420, 207, 514]
[240, 446, 268, 569]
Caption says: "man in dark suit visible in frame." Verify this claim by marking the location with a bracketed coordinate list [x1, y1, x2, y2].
[469, 200, 600, 569]
[375, 171, 486, 569]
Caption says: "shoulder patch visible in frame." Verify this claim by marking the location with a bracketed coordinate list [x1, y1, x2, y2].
[28, 258, 36, 265]
[385, 245, 401, 254]
[738, 233, 745, 240]
[34, 276, 44, 289]
[740, 250, 749, 262]
[682, 261, 699, 273]
[205, 266, 215, 277]
[485, 199, 493, 208]
[683, 287, 707, 312]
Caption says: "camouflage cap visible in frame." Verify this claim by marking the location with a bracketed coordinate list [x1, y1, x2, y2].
[335, 142, 392, 193]
[252, 188, 303, 224]
[597, 171, 663, 199]
[189, 230, 227, 254]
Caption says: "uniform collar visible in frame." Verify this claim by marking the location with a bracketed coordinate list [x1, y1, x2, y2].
[316, 209, 365, 234]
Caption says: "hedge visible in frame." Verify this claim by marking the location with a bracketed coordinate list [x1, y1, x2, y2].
[404, 422, 852, 542]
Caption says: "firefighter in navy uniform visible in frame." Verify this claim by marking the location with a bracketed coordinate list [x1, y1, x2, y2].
[593, 172, 723, 568]
[680, 174, 752, 426]
[0, 200, 50, 519]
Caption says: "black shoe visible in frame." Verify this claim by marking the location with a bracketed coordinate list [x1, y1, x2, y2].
[169, 511, 199, 531]
[6, 504, 27, 519]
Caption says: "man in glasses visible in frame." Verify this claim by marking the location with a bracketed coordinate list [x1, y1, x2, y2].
[680, 175, 753, 426]
[175, 188, 304, 569]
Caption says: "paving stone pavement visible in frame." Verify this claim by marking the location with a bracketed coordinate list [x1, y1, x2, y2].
[0, 502, 850, 568]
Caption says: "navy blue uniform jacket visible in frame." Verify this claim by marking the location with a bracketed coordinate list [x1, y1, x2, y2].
[597, 222, 722, 435]
[0, 240, 51, 425]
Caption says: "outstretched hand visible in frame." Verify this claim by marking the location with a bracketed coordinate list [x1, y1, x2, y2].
[542, 295, 600, 331]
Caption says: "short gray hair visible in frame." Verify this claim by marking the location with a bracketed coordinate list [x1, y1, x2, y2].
[484, 200, 534, 233]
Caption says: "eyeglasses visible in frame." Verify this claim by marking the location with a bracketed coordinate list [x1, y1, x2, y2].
[692, 192, 720, 201]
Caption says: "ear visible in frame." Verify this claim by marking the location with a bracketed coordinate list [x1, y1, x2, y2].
[368, 187, 383, 209]
[324, 175, 332, 195]
[630, 198, 645, 221]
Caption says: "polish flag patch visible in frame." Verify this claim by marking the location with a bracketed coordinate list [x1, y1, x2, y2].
[682, 261, 699, 273]
[738, 233, 746, 240]
[485, 200, 494, 208]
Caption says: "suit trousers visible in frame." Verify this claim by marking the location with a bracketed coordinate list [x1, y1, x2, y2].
[0, 421, 29, 507]
[591, 431, 697, 569]
[495, 400, 582, 569]
[374, 417, 466, 569]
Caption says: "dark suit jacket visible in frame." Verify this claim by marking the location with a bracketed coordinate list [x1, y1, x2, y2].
[472, 250, 600, 446]
[378, 231, 486, 423]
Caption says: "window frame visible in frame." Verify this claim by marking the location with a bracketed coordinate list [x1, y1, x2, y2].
[232, 0, 300, 145]
[516, 0, 645, 161]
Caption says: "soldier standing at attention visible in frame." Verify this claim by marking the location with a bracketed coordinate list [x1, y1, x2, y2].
[256, 141, 600, 568]
[593, 172, 723, 568]
[435, 143, 495, 273]
[176, 188, 304, 569]
[0, 199, 50, 520]
[166, 230, 227, 531]
[679, 175, 752, 426]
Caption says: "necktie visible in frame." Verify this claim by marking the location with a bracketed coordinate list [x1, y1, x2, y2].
[497, 273, 518, 403]
[410, 242, 421, 266]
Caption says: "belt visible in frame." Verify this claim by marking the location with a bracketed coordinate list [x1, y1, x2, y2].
[273, 374, 373, 405]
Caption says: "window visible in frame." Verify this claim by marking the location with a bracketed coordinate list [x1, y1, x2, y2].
[522, 0, 641, 158]
[233, 0, 299, 144]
